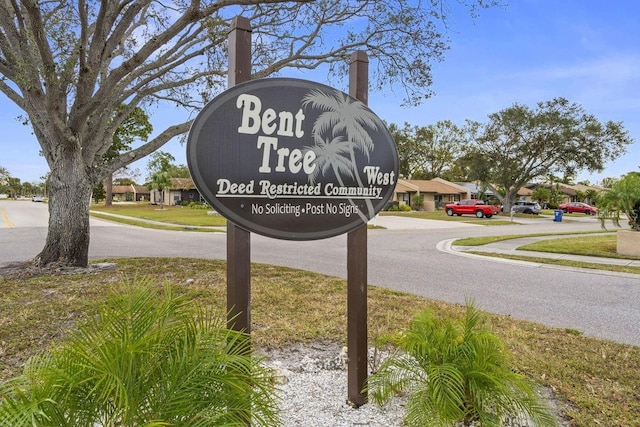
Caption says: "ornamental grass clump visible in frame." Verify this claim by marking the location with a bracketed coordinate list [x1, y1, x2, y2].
[367, 302, 558, 427]
[0, 280, 280, 427]
[598, 172, 640, 231]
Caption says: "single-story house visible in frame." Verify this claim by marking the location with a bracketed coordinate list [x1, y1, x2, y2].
[393, 178, 545, 212]
[111, 185, 150, 202]
[454, 181, 534, 202]
[149, 177, 201, 206]
[393, 178, 469, 211]
[454, 182, 496, 199]
[515, 186, 534, 201]
[525, 183, 604, 205]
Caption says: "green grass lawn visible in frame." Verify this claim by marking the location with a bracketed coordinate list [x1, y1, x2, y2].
[518, 234, 640, 260]
[456, 232, 639, 261]
[1, 258, 639, 426]
[90, 202, 227, 227]
[455, 231, 612, 248]
[4, 205, 640, 424]
[456, 232, 640, 274]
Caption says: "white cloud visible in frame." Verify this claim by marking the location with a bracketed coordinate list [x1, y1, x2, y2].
[520, 55, 640, 84]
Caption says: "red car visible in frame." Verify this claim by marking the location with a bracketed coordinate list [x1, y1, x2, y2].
[558, 202, 598, 215]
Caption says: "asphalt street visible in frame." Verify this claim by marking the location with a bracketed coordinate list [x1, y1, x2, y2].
[2, 200, 639, 347]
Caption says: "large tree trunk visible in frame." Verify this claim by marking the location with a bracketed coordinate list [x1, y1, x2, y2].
[35, 148, 93, 267]
[501, 189, 519, 213]
[105, 172, 113, 206]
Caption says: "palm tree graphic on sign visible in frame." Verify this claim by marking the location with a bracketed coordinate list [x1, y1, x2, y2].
[302, 89, 380, 220]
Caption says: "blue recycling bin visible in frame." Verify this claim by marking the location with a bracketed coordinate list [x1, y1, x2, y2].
[554, 210, 563, 222]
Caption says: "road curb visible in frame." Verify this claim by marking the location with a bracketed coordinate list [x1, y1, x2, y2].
[437, 238, 640, 280]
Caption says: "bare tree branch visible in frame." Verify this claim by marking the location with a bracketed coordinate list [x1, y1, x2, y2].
[0, 0, 500, 266]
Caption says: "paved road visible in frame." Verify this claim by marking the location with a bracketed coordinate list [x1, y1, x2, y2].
[2, 200, 639, 347]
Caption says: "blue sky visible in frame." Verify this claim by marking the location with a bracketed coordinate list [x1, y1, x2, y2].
[1, 0, 638, 184]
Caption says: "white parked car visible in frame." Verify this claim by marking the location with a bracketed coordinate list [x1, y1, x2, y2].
[511, 201, 541, 214]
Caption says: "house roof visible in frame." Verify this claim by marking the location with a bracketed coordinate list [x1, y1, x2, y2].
[111, 185, 131, 194]
[566, 183, 605, 192]
[454, 181, 495, 196]
[394, 179, 420, 193]
[517, 187, 533, 196]
[431, 178, 469, 193]
[526, 182, 604, 195]
[133, 185, 149, 194]
[170, 177, 196, 190]
[530, 183, 577, 197]
[111, 185, 149, 194]
[399, 179, 468, 195]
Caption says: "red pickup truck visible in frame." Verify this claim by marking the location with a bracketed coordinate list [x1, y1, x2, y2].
[444, 200, 501, 218]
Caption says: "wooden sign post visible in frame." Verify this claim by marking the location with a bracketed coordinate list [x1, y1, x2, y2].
[188, 17, 396, 414]
[226, 16, 252, 337]
[347, 51, 369, 408]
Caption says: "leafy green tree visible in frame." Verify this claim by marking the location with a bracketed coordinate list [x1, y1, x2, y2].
[466, 98, 633, 212]
[389, 122, 430, 178]
[147, 151, 177, 179]
[0, 166, 9, 187]
[113, 177, 138, 186]
[600, 177, 618, 188]
[146, 151, 182, 209]
[146, 151, 187, 208]
[421, 120, 466, 180]
[548, 184, 564, 208]
[0, 0, 497, 267]
[104, 106, 152, 206]
[0, 167, 21, 198]
[166, 164, 191, 179]
[148, 171, 172, 209]
[444, 151, 480, 182]
[390, 121, 466, 180]
[584, 189, 599, 206]
[367, 302, 558, 427]
[531, 186, 551, 206]
[0, 281, 279, 427]
[92, 181, 105, 203]
[21, 181, 37, 197]
[1, 179, 20, 199]
[598, 172, 640, 231]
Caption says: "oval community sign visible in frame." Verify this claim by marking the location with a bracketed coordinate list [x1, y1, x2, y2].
[187, 78, 398, 240]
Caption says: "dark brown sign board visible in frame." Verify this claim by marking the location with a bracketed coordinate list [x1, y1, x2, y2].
[187, 77, 398, 240]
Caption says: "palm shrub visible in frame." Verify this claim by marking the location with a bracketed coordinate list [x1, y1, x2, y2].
[0, 280, 280, 427]
[411, 194, 425, 211]
[598, 173, 640, 231]
[366, 302, 557, 427]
